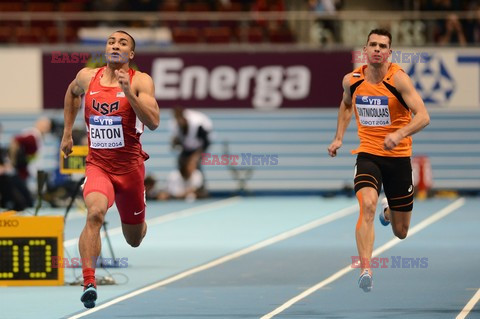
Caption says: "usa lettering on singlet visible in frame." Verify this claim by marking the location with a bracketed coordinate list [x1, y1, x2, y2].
[355, 95, 391, 127]
[89, 115, 125, 149]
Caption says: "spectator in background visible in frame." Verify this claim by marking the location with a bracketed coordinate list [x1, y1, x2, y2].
[0, 122, 14, 210]
[144, 175, 160, 200]
[425, 0, 467, 45]
[9, 116, 51, 181]
[308, 0, 337, 13]
[162, 166, 205, 201]
[1, 118, 51, 211]
[252, 0, 286, 32]
[437, 13, 467, 45]
[465, 4, 480, 43]
[156, 164, 206, 201]
[169, 107, 213, 183]
[308, 0, 342, 45]
[145, 166, 207, 201]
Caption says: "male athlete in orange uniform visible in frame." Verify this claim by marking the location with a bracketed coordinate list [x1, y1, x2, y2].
[60, 31, 159, 308]
[328, 29, 430, 292]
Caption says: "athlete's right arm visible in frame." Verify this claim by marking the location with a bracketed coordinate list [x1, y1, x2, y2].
[61, 68, 94, 157]
[328, 73, 354, 157]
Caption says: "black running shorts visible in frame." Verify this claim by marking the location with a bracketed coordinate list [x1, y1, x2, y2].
[354, 152, 414, 212]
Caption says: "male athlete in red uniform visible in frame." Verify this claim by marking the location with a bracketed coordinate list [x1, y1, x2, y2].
[328, 29, 430, 292]
[60, 31, 159, 308]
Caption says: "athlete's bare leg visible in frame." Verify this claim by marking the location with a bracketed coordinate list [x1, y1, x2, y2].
[386, 208, 411, 239]
[122, 222, 147, 247]
[79, 192, 109, 269]
[355, 187, 378, 274]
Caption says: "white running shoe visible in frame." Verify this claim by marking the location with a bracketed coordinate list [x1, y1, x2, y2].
[379, 197, 390, 226]
[358, 269, 373, 292]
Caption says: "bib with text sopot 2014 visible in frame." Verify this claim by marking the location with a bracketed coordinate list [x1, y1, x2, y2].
[355, 95, 391, 127]
[89, 115, 125, 149]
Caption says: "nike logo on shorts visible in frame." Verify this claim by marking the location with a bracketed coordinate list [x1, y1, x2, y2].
[133, 210, 144, 216]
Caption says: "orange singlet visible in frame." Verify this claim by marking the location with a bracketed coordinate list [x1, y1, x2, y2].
[350, 63, 412, 157]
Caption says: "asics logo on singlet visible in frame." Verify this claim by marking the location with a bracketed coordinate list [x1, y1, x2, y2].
[92, 99, 119, 115]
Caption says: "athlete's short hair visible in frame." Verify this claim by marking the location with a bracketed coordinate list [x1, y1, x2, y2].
[367, 28, 392, 47]
[114, 30, 136, 52]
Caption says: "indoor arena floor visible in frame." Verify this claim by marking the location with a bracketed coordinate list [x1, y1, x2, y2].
[1, 196, 479, 319]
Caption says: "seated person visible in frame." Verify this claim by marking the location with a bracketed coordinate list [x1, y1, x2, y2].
[156, 154, 208, 201]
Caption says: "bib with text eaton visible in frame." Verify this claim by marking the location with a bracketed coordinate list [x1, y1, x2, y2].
[355, 95, 391, 127]
[89, 115, 125, 149]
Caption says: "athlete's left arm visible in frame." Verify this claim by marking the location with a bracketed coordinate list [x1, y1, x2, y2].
[120, 70, 160, 130]
[384, 71, 430, 150]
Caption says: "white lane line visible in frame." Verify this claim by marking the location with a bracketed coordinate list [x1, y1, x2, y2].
[456, 288, 480, 319]
[66, 203, 359, 319]
[63, 197, 241, 248]
[261, 197, 466, 319]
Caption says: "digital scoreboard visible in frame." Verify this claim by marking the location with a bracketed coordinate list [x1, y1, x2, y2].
[0, 212, 64, 286]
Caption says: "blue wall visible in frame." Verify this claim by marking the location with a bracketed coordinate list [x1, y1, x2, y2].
[1, 109, 479, 194]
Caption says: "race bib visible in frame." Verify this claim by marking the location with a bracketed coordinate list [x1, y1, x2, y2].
[89, 115, 125, 149]
[355, 95, 391, 127]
